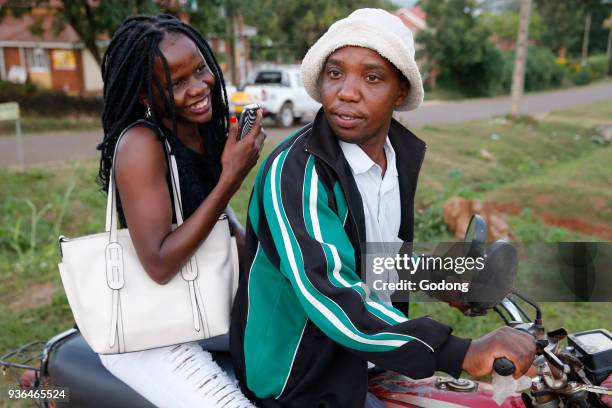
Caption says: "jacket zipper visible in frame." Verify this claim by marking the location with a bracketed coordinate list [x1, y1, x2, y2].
[305, 143, 427, 245]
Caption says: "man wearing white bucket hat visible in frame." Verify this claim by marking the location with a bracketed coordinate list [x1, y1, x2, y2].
[231, 9, 535, 408]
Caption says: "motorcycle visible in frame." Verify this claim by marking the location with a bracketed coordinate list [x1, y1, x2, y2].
[2, 215, 610, 407]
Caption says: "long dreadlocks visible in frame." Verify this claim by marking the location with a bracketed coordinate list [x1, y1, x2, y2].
[97, 14, 229, 192]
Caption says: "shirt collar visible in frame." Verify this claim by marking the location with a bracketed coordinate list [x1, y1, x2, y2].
[339, 136, 398, 177]
[384, 137, 399, 178]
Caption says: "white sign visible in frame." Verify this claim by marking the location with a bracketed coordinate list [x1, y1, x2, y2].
[0, 102, 20, 122]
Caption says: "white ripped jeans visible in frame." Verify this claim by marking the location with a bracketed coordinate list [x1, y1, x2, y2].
[99, 342, 255, 408]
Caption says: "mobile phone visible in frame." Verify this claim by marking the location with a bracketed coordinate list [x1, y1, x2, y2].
[238, 104, 261, 140]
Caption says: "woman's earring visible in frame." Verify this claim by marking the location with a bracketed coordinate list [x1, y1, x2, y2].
[145, 105, 152, 119]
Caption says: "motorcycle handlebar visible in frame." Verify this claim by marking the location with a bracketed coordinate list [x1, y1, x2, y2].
[493, 357, 516, 376]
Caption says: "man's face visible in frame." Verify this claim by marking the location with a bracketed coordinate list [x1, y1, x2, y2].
[319, 46, 409, 145]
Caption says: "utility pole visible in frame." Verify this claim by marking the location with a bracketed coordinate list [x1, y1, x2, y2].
[581, 11, 592, 66]
[225, 5, 238, 86]
[511, 0, 532, 117]
[604, 13, 612, 75]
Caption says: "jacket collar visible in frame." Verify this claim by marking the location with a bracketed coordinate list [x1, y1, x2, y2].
[304, 108, 427, 242]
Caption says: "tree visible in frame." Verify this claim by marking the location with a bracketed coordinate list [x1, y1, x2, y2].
[417, 0, 505, 95]
[240, 0, 396, 61]
[569, 1, 612, 57]
[534, 0, 602, 58]
[0, 0, 158, 66]
[177, 0, 226, 37]
[511, 0, 531, 117]
[535, 0, 612, 58]
[481, 7, 542, 43]
[606, 12, 612, 74]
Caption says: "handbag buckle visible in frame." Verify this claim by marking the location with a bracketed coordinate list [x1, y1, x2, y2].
[181, 258, 198, 281]
[105, 242, 125, 290]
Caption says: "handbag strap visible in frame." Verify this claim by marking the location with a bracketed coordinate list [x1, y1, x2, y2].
[104, 121, 185, 242]
[103, 121, 215, 349]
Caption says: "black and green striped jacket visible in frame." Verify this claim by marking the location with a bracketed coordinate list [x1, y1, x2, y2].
[230, 110, 471, 408]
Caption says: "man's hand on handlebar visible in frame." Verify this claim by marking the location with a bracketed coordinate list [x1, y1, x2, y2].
[601, 374, 612, 407]
[462, 327, 536, 379]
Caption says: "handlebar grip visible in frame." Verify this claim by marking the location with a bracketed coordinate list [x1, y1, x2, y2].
[493, 357, 516, 376]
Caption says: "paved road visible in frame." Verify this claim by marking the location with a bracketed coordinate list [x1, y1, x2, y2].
[397, 81, 612, 128]
[1, 82, 611, 168]
[0, 121, 291, 168]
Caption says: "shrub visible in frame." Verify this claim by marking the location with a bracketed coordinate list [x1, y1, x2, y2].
[549, 62, 567, 87]
[414, 205, 449, 242]
[451, 43, 507, 97]
[585, 54, 609, 81]
[0, 81, 102, 116]
[501, 46, 569, 92]
[570, 70, 591, 85]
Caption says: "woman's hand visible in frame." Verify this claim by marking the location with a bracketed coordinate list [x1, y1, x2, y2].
[115, 121, 264, 285]
[219, 109, 266, 194]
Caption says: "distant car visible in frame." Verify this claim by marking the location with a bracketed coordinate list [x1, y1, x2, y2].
[227, 87, 257, 116]
[241, 65, 321, 127]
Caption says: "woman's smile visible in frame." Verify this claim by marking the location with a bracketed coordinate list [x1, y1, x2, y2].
[186, 94, 211, 115]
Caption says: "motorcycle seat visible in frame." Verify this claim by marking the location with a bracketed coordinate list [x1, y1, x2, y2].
[45, 330, 236, 408]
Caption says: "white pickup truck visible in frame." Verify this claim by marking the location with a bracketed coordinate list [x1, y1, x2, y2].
[238, 65, 321, 127]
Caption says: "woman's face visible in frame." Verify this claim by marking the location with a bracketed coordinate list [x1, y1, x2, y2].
[149, 33, 216, 125]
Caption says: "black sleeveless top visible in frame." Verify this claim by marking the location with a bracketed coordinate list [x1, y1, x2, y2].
[116, 120, 222, 228]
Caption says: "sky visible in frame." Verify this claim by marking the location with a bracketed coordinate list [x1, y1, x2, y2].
[391, 0, 418, 6]
[390, 0, 517, 11]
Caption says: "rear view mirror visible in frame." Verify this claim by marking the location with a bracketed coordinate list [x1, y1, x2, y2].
[464, 214, 487, 258]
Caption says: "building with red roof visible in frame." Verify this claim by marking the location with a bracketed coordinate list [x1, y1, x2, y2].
[394, 6, 427, 37]
[0, 7, 107, 95]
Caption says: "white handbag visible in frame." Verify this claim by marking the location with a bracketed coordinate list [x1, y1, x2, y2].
[58, 122, 239, 354]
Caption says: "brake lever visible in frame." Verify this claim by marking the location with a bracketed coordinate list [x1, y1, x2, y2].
[572, 383, 612, 396]
[543, 345, 569, 374]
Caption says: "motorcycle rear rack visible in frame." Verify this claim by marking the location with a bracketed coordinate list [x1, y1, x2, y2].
[1, 328, 77, 408]
[0, 340, 46, 373]
[1, 328, 78, 373]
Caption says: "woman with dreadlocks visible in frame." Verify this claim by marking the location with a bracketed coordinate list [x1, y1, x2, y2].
[95, 14, 262, 407]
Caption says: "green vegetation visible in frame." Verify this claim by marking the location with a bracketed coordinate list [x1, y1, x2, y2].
[418, 0, 611, 98]
[480, 6, 544, 43]
[0, 81, 102, 117]
[409, 100, 612, 369]
[411, 101, 612, 242]
[0, 102, 610, 394]
[413, 301, 611, 341]
[483, 147, 612, 226]
[0, 116, 101, 136]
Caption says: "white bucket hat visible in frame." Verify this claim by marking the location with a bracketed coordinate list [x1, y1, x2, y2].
[301, 8, 424, 111]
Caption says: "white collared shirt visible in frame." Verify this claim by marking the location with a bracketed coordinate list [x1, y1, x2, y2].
[339, 137, 402, 358]
[339, 137, 402, 245]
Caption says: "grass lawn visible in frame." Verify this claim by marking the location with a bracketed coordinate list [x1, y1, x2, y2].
[410, 101, 612, 241]
[483, 147, 612, 229]
[0, 102, 611, 400]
